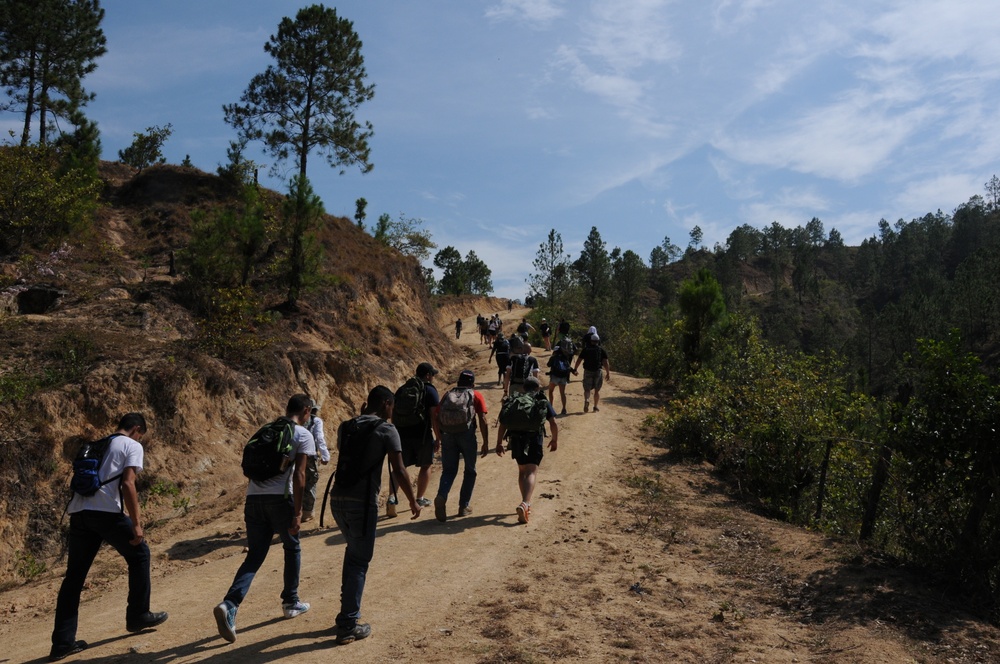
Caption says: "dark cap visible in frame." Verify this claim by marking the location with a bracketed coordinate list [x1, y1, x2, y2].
[457, 369, 475, 386]
[416, 362, 439, 377]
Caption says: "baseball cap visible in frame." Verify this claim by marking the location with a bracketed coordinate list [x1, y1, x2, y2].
[416, 362, 439, 377]
[457, 369, 475, 386]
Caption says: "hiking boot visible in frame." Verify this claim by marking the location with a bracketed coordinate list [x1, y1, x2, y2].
[459, 504, 473, 517]
[214, 601, 237, 643]
[516, 502, 529, 524]
[434, 495, 447, 522]
[336, 622, 372, 645]
[126, 611, 168, 633]
[417, 497, 432, 508]
[593, 406, 600, 412]
[386, 495, 397, 518]
[49, 640, 87, 662]
[584, 401, 590, 413]
[301, 510, 313, 522]
[282, 600, 310, 619]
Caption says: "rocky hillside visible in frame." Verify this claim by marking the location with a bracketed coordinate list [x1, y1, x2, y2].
[0, 163, 505, 584]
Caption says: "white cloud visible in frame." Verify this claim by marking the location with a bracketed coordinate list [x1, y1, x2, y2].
[892, 173, 983, 217]
[486, 0, 565, 26]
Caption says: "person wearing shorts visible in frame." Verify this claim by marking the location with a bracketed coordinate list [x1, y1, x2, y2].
[539, 319, 552, 351]
[387, 363, 441, 515]
[494, 377, 558, 524]
[546, 344, 574, 415]
[573, 334, 610, 413]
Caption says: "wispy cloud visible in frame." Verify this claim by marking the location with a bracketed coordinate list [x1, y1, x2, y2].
[485, 0, 565, 26]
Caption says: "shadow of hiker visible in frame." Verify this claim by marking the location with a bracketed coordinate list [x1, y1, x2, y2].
[320, 511, 519, 547]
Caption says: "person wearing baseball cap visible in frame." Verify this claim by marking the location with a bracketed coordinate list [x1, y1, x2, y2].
[386, 362, 441, 515]
[431, 369, 490, 521]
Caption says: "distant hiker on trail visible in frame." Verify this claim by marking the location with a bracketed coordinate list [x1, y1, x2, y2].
[495, 376, 558, 524]
[302, 400, 331, 523]
[539, 318, 552, 351]
[479, 316, 490, 345]
[558, 318, 570, 337]
[487, 314, 499, 343]
[516, 317, 534, 342]
[504, 341, 540, 397]
[213, 395, 315, 644]
[454, 318, 462, 339]
[546, 343, 575, 416]
[489, 331, 512, 386]
[507, 299, 513, 312]
[51, 413, 168, 663]
[433, 369, 490, 521]
[329, 385, 421, 645]
[573, 333, 611, 413]
[387, 362, 441, 516]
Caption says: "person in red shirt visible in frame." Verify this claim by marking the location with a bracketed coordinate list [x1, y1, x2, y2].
[432, 369, 490, 521]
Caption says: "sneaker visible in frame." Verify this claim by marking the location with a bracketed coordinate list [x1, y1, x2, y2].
[336, 622, 372, 645]
[434, 495, 447, 522]
[584, 402, 590, 413]
[301, 510, 313, 522]
[516, 502, 529, 524]
[386, 495, 398, 518]
[560, 408, 567, 416]
[459, 504, 473, 517]
[282, 600, 310, 619]
[417, 497, 432, 508]
[214, 601, 237, 643]
[49, 640, 87, 662]
[126, 611, 169, 633]
[593, 406, 600, 412]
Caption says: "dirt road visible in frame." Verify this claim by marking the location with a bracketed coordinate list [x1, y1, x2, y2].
[4, 308, 999, 663]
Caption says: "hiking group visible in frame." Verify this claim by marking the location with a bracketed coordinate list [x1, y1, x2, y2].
[48, 312, 608, 659]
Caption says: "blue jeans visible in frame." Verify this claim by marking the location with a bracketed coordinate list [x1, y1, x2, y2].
[436, 429, 479, 507]
[52, 510, 151, 648]
[223, 495, 301, 606]
[329, 497, 377, 630]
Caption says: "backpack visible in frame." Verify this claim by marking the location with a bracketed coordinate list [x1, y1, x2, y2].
[558, 335, 577, 358]
[70, 434, 124, 497]
[241, 418, 296, 482]
[509, 354, 533, 385]
[392, 377, 426, 428]
[499, 391, 550, 433]
[494, 336, 511, 356]
[438, 388, 476, 433]
[507, 335, 523, 354]
[333, 417, 384, 489]
[550, 352, 571, 376]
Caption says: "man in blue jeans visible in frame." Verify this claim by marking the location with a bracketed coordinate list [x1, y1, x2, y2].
[329, 385, 421, 645]
[213, 394, 316, 643]
[51, 413, 168, 662]
[433, 369, 490, 521]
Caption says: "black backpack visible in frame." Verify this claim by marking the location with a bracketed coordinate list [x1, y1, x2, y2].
[494, 336, 511, 356]
[392, 377, 426, 428]
[70, 434, 124, 497]
[333, 417, 385, 489]
[509, 354, 533, 385]
[241, 418, 296, 482]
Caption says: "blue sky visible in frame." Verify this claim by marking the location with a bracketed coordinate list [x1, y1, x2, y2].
[8, 1, 1000, 299]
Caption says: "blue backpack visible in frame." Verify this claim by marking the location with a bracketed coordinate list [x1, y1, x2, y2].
[70, 434, 124, 497]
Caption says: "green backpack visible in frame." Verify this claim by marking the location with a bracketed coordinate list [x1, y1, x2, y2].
[499, 391, 549, 433]
[241, 418, 296, 482]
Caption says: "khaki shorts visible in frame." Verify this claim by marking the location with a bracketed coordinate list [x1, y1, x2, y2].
[583, 370, 603, 392]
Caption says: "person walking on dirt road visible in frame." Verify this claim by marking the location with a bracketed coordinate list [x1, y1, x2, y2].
[573, 333, 611, 413]
[213, 395, 315, 644]
[301, 400, 330, 523]
[329, 385, 421, 645]
[51, 413, 168, 662]
[387, 363, 441, 516]
[495, 377, 558, 524]
[433, 369, 490, 521]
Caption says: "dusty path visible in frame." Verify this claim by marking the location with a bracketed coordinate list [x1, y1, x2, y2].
[4, 308, 1000, 663]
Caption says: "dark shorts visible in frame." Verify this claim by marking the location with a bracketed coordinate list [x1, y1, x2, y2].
[400, 435, 434, 467]
[508, 432, 544, 466]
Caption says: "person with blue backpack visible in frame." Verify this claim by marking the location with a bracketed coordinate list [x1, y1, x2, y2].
[546, 344, 576, 415]
[51, 413, 168, 662]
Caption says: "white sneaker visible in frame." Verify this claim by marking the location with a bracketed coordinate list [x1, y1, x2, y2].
[282, 601, 310, 619]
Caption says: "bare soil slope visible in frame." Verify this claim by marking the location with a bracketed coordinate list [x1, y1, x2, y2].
[2, 308, 999, 663]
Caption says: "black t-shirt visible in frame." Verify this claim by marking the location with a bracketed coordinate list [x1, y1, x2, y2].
[331, 415, 401, 502]
[540, 323, 551, 336]
[579, 345, 608, 372]
[396, 383, 440, 443]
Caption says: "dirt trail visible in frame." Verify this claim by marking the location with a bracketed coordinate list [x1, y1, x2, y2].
[4, 308, 1000, 663]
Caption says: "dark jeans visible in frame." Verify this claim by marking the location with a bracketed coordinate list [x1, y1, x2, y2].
[52, 510, 151, 648]
[436, 429, 479, 507]
[223, 495, 301, 607]
[329, 496, 377, 630]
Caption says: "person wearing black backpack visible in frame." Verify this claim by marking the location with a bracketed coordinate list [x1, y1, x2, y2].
[51, 413, 168, 662]
[213, 394, 316, 645]
[495, 377, 558, 524]
[546, 344, 576, 416]
[488, 332, 512, 386]
[386, 362, 441, 516]
[432, 369, 490, 522]
[573, 333, 611, 413]
[503, 342, 540, 397]
[329, 385, 421, 645]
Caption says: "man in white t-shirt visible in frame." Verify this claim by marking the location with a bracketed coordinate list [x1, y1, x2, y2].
[301, 401, 331, 522]
[213, 394, 316, 644]
[50, 413, 168, 662]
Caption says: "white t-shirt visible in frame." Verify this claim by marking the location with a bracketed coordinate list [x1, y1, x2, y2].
[67, 434, 144, 514]
[246, 423, 315, 496]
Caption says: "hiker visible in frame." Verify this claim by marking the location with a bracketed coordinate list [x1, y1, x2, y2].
[487, 315, 499, 343]
[51, 413, 168, 662]
[479, 316, 490, 345]
[489, 331, 512, 386]
[546, 344, 575, 415]
[503, 341, 540, 397]
[387, 362, 441, 516]
[507, 299, 513, 312]
[329, 385, 421, 645]
[573, 333, 611, 413]
[495, 377, 558, 524]
[302, 400, 331, 523]
[557, 318, 570, 337]
[581, 325, 599, 347]
[516, 317, 534, 342]
[454, 318, 462, 339]
[433, 369, 490, 521]
[539, 318, 552, 351]
[213, 394, 315, 644]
